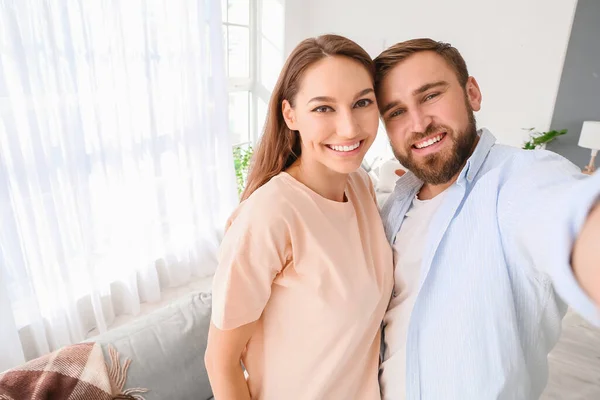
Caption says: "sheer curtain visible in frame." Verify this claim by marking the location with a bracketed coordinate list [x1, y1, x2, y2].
[0, 0, 238, 370]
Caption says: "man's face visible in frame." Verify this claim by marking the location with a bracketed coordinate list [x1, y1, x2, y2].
[377, 51, 482, 185]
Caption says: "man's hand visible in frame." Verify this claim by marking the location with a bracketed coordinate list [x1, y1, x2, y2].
[573, 201, 600, 306]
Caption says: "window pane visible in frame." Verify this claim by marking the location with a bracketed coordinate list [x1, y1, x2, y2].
[261, 36, 282, 91]
[228, 26, 250, 79]
[229, 91, 250, 145]
[261, 0, 284, 49]
[227, 0, 249, 25]
[221, 0, 227, 22]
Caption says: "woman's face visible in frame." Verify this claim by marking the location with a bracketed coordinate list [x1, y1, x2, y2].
[282, 56, 379, 175]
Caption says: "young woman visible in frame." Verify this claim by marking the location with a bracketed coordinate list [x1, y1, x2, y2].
[205, 34, 394, 400]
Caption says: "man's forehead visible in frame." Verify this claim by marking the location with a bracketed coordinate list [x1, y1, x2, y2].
[382, 52, 453, 93]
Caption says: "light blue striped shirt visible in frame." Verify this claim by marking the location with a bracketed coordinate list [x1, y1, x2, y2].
[380, 129, 600, 399]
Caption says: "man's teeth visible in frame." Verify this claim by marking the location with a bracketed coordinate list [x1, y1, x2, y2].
[415, 134, 444, 149]
[329, 142, 361, 152]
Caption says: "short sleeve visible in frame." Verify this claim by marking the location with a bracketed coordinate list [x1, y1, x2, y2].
[211, 198, 292, 330]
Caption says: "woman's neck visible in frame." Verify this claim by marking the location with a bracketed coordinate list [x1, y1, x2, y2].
[286, 159, 348, 202]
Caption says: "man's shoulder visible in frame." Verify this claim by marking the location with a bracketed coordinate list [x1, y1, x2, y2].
[485, 143, 575, 172]
[486, 143, 533, 166]
[482, 144, 583, 196]
[379, 177, 417, 226]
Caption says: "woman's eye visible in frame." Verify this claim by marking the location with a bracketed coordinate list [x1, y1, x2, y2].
[354, 99, 373, 108]
[313, 106, 333, 113]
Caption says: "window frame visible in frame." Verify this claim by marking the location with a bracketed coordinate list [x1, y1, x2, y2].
[225, 0, 285, 148]
[223, 0, 256, 147]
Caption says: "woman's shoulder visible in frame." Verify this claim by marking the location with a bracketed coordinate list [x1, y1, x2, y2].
[243, 173, 298, 207]
[228, 173, 299, 228]
[348, 168, 375, 195]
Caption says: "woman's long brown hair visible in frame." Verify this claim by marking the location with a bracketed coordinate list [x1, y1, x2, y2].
[240, 34, 375, 201]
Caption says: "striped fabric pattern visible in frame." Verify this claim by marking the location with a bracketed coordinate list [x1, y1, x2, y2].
[380, 129, 600, 399]
[0, 342, 148, 400]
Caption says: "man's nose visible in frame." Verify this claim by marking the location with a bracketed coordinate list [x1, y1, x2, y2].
[409, 108, 432, 134]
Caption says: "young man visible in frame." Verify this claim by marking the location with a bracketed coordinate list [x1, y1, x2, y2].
[374, 39, 600, 400]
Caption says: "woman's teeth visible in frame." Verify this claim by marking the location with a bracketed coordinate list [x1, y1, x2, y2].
[414, 134, 444, 149]
[328, 142, 361, 152]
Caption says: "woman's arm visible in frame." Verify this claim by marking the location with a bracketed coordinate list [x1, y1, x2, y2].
[205, 321, 258, 400]
[207, 187, 292, 398]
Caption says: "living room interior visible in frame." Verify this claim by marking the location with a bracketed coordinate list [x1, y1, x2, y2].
[1, 0, 599, 399]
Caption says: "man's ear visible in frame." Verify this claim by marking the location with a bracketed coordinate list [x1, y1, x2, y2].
[465, 76, 482, 112]
[282, 100, 297, 130]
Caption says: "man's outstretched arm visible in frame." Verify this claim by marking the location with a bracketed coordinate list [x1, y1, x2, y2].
[499, 150, 600, 325]
[573, 202, 600, 306]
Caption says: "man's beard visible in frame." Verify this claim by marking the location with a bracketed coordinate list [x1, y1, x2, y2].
[393, 106, 478, 185]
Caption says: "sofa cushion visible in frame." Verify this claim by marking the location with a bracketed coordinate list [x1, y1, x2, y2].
[89, 291, 213, 400]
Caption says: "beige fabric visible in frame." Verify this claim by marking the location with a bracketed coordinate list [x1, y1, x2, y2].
[212, 169, 394, 400]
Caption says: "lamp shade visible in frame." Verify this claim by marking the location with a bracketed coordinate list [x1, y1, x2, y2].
[579, 121, 600, 150]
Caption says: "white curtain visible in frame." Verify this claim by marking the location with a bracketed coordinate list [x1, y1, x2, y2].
[0, 0, 238, 371]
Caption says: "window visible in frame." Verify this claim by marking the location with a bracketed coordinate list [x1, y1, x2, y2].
[0, 1, 238, 363]
[222, 0, 284, 146]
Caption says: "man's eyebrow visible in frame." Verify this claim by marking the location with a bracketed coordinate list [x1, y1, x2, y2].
[381, 101, 400, 116]
[412, 80, 449, 96]
[307, 88, 374, 105]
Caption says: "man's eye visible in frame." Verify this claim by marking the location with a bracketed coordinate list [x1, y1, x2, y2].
[424, 93, 439, 101]
[389, 109, 405, 118]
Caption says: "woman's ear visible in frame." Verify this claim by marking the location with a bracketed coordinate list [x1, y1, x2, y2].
[282, 100, 297, 130]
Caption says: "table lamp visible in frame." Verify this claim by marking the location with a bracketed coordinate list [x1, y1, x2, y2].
[579, 121, 600, 175]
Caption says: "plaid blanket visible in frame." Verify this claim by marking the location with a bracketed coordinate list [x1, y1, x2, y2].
[0, 342, 148, 400]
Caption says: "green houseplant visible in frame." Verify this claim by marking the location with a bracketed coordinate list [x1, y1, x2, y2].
[232, 145, 253, 196]
[522, 128, 568, 150]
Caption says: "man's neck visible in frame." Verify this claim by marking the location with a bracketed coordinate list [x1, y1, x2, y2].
[418, 179, 455, 200]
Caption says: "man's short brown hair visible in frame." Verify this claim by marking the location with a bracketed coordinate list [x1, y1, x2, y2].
[374, 38, 470, 93]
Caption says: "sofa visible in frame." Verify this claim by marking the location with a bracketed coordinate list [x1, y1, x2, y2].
[90, 291, 214, 400]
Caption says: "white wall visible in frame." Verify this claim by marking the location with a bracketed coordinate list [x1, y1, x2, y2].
[284, 0, 578, 154]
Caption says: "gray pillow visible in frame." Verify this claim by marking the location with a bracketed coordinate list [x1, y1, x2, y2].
[90, 291, 213, 400]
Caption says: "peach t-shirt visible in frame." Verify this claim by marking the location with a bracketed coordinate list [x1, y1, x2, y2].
[211, 169, 394, 400]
